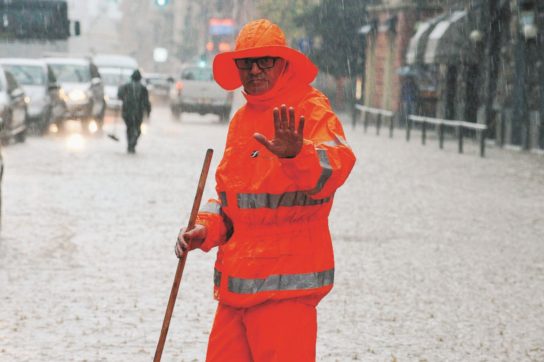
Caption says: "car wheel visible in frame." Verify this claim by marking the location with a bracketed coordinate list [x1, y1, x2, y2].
[171, 107, 181, 121]
[40, 108, 53, 135]
[54, 119, 65, 133]
[97, 102, 106, 128]
[15, 128, 26, 143]
[82, 117, 93, 133]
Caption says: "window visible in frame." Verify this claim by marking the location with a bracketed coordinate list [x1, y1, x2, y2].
[5, 71, 19, 92]
[181, 67, 213, 81]
[99, 68, 132, 86]
[0, 0, 70, 40]
[49, 64, 91, 83]
[90, 63, 101, 79]
[2, 65, 45, 86]
[47, 66, 57, 84]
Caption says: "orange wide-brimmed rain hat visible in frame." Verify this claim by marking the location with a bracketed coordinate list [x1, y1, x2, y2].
[213, 19, 318, 91]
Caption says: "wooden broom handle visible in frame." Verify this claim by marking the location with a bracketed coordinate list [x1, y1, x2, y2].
[154, 148, 214, 362]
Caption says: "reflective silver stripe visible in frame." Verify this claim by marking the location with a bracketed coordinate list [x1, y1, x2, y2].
[219, 192, 228, 207]
[323, 133, 349, 147]
[200, 202, 221, 214]
[308, 149, 332, 195]
[214, 269, 221, 288]
[237, 191, 330, 209]
[228, 269, 334, 294]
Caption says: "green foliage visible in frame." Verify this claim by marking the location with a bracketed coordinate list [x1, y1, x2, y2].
[297, 0, 367, 78]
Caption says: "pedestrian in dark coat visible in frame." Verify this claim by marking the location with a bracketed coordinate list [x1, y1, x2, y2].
[117, 70, 151, 153]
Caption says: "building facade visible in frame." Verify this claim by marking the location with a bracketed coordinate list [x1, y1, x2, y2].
[361, 0, 544, 150]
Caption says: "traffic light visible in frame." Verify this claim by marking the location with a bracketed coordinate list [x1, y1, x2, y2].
[155, 0, 170, 7]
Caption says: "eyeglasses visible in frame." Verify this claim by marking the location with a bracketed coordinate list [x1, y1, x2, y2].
[234, 57, 279, 70]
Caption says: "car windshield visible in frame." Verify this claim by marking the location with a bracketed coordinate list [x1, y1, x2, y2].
[100, 69, 132, 86]
[181, 67, 213, 81]
[147, 77, 168, 86]
[1, 65, 45, 86]
[49, 64, 90, 83]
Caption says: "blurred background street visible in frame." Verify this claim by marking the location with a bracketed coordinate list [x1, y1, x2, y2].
[2, 0, 544, 361]
[0, 105, 543, 361]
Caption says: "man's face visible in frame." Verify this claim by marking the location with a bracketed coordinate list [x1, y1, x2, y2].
[236, 57, 286, 95]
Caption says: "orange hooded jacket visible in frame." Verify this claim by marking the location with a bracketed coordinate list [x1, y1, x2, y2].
[194, 20, 356, 308]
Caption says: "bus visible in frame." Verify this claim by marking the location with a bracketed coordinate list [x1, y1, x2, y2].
[0, 0, 78, 57]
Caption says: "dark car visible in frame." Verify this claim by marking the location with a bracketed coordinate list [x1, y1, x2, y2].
[0, 58, 66, 134]
[44, 57, 105, 130]
[0, 65, 27, 143]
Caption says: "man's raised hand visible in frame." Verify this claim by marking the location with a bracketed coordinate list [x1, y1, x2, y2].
[254, 104, 305, 158]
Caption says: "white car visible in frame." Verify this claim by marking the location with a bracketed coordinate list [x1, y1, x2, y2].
[169, 65, 232, 122]
[0, 58, 66, 134]
[44, 57, 106, 127]
[93, 55, 138, 113]
[0, 65, 27, 143]
[99, 67, 133, 112]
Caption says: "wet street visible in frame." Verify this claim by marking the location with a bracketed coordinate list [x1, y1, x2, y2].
[1, 104, 543, 361]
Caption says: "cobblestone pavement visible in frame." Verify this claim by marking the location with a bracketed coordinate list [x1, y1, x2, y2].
[0, 106, 543, 361]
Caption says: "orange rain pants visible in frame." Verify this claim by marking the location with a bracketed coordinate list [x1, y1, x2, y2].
[206, 299, 317, 362]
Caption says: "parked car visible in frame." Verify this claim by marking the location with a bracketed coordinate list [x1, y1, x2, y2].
[144, 72, 173, 104]
[0, 58, 66, 134]
[44, 57, 105, 129]
[169, 65, 232, 122]
[0, 65, 27, 143]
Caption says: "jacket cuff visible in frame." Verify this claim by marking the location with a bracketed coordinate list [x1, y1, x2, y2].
[195, 212, 226, 252]
[278, 140, 320, 183]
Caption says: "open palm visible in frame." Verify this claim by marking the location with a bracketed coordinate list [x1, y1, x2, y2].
[254, 104, 305, 158]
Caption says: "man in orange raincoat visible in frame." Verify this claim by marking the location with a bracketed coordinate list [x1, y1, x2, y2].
[175, 19, 356, 361]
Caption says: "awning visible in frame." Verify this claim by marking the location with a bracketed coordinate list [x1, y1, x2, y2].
[406, 14, 448, 65]
[424, 10, 477, 64]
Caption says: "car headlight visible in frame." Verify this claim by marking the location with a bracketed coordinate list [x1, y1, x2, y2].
[68, 89, 87, 102]
[24, 96, 31, 104]
[59, 88, 68, 102]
